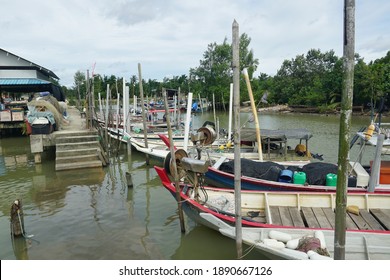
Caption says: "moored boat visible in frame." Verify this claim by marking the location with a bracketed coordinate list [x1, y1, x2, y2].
[199, 213, 390, 260]
[205, 157, 390, 193]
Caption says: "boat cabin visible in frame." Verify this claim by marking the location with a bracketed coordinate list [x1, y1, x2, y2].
[240, 127, 313, 160]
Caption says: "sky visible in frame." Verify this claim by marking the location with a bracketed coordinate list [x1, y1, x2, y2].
[1, 0, 389, 87]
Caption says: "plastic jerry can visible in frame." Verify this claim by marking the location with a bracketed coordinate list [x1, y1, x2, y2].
[326, 173, 337, 186]
[293, 171, 306, 184]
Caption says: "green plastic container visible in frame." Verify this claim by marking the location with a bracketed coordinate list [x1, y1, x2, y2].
[293, 171, 306, 185]
[326, 173, 337, 187]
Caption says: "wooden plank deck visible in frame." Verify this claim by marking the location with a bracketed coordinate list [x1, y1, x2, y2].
[360, 210, 384, 230]
[370, 209, 390, 230]
[269, 206, 389, 231]
[301, 207, 320, 228]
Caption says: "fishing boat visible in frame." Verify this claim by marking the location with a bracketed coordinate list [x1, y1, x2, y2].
[154, 164, 390, 259]
[199, 213, 390, 260]
[107, 127, 186, 147]
[130, 127, 315, 165]
[204, 156, 390, 193]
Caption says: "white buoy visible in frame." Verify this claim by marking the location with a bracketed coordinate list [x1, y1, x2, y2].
[268, 230, 292, 243]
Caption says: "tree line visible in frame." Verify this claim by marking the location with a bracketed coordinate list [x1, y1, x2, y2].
[61, 34, 390, 111]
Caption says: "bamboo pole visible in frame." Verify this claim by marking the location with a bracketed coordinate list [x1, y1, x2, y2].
[243, 68, 263, 161]
[105, 85, 110, 132]
[133, 95, 137, 116]
[228, 83, 233, 143]
[198, 94, 203, 113]
[183, 92, 193, 152]
[98, 92, 103, 122]
[177, 87, 181, 128]
[213, 93, 216, 125]
[232, 19, 242, 259]
[125, 86, 131, 134]
[334, 0, 355, 260]
[138, 63, 149, 165]
[122, 78, 127, 134]
[163, 89, 185, 233]
[116, 92, 120, 133]
[86, 70, 91, 129]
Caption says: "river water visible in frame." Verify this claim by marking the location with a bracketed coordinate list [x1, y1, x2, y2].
[0, 111, 387, 260]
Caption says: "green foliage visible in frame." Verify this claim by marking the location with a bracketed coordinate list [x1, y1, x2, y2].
[189, 34, 259, 103]
[61, 41, 388, 111]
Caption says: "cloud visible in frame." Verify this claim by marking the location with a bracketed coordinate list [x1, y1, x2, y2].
[1, 0, 388, 87]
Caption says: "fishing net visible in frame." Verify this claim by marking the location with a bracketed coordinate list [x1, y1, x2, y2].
[302, 162, 338, 185]
[219, 158, 285, 182]
[296, 237, 330, 257]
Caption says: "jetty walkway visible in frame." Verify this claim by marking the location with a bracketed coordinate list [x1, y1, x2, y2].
[30, 106, 107, 171]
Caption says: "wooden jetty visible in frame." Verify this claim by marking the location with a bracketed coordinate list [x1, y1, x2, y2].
[30, 106, 108, 171]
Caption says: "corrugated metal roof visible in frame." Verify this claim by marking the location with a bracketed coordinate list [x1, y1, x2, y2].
[0, 48, 59, 79]
[0, 78, 51, 85]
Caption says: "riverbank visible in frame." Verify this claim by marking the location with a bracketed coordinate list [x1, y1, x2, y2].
[241, 104, 386, 117]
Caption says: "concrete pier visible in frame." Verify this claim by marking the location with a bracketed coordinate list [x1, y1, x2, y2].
[30, 106, 107, 170]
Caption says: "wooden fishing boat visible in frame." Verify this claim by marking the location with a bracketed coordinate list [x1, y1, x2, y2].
[205, 157, 390, 193]
[199, 213, 390, 260]
[107, 127, 186, 147]
[130, 127, 315, 165]
[154, 164, 390, 259]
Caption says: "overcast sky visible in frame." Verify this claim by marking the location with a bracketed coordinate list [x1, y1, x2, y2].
[1, 0, 389, 87]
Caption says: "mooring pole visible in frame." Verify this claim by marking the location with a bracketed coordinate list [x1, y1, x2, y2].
[10, 199, 23, 237]
[243, 68, 263, 161]
[163, 89, 186, 233]
[138, 63, 150, 165]
[334, 0, 355, 260]
[232, 19, 243, 259]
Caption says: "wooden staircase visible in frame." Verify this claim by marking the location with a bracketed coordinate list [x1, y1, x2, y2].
[54, 130, 108, 171]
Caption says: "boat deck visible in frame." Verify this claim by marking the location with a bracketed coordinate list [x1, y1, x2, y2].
[263, 206, 390, 231]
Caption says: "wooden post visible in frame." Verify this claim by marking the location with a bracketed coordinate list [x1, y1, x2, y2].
[10, 199, 24, 236]
[122, 78, 128, 134]
[116, 92, 120, 134]
[228, 83, 233, 143]
[138, 63, 149, 165]
[125, 86, 131, 134]
[98, 92, 103, 123]
[104, 84, 110, 148]
[243, 68, 263, 161]
[183, 92, 193, 152]
[334, 0, 355, 260]
[91, 71, 95, 125]
[232, 19, 242, 259]
[86, 70, 91, 129]
[177, 87, 181, 129]
[125, 172, 133, 187]
[198, 94, 203, 113]
[77, 83, 81, 111]
[213, 93, 216, 125]
[163, 89, 186, 233]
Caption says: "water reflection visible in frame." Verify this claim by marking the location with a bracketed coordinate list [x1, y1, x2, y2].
[171, 225, 267, 260]
[11, 236, 29, 260]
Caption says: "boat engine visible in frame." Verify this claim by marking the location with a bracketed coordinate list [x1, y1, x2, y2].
[164, 149, 210, 201]
[190, 123, 217, 159]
